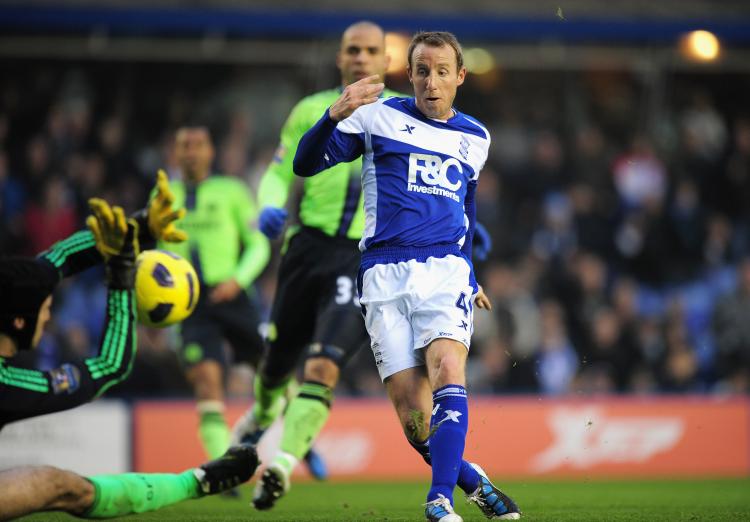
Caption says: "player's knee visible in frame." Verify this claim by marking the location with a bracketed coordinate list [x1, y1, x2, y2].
[304, 357, 339, 387]
[438, 352, 464, 378]
[427, 344, 467, 386]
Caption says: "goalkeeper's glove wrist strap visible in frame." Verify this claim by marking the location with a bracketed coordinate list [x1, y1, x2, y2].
[106, 257, 136, 289]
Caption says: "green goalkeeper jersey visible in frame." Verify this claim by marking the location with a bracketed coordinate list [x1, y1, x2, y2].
[158, 175, 270, 289]
[258, 87, 402, 240]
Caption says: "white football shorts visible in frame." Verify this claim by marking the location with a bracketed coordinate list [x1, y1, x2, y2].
[359, 254, 475, 380]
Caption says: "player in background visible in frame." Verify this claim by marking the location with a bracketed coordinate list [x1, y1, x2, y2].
[293, 31, 520, 521]
[158, 126, 271, 465]
[0, 184, 259, 520]
[230, 21, 404, 508]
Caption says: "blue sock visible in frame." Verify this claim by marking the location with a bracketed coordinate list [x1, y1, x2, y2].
[427, 384, 471, 505]
[409, 439, 481, 494]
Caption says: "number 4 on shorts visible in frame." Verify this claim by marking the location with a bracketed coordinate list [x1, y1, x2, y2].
[455, 292, 472, 317]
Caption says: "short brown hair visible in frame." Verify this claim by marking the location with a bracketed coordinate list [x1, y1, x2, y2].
[407, 31, 464, 71]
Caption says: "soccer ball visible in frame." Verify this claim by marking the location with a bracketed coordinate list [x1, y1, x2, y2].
[134, 249, 199, 327]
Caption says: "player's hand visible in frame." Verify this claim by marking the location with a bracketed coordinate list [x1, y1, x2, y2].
[148, 169, 188, 243]
[87, 198, 129, 259]
[210, 279, 242, 303]
[474, 285, 492, 311]
[473, 222, 493, 262]
[329, 75, 384, 122]
[259, 207, 288, 239]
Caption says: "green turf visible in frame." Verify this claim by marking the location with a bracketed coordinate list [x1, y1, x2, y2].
[19, 478, 750, 521]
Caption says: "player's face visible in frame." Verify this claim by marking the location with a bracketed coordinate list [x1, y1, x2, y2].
[408, 43, 466, 121]
[175, 129, 214, 182]
[337, 26, 390, 86]
[31, 296, 53, 349]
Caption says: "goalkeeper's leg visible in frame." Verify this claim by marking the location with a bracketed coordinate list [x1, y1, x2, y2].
[0, 466, 94, 520]
[0, 446, 259, 520]
[0, 465, 198, 520]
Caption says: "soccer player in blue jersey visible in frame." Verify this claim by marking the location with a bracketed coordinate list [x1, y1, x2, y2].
[294, 31, 521, 521]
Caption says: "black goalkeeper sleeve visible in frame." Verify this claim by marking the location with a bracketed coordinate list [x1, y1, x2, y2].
[34, 208, 156, 284]
[0, 287, 136, 430]
[35, 230, 103, 282]
[0, 228, 138, 431]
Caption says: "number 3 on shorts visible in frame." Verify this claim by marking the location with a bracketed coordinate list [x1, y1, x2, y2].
[335, 276, 360, 306]
[455, 291, 472, 317]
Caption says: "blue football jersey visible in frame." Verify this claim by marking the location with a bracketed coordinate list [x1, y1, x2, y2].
[295, 97, 490, 255]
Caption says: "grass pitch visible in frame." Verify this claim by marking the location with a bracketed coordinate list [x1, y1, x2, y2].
[20, 478, 750, 521]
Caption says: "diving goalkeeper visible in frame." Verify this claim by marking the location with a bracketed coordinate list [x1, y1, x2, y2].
[0, 174, 259, 520]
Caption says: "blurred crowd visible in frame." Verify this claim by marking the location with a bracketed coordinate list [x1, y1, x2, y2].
[1, 60, 749, 398]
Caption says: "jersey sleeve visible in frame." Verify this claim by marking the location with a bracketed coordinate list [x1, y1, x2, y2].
[469, 120, 491, 182]
[37, 230, 102, 282]
[473, 141, 489, 182]
[293, 108, 366, 177]
[460, 180, 477, 260]
[257, 99, 310, 209]
[0, 288, 136, 427]
[233, 184, 270, 288]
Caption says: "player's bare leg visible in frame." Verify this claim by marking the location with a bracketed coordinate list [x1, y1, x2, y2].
[384, 366, 433, 443]
[0, 466, 94, 520]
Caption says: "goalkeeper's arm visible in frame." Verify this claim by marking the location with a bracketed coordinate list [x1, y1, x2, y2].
[0, 284, 137, 426]
[37, 170, 186, 282]
[0, 217, 138, 427]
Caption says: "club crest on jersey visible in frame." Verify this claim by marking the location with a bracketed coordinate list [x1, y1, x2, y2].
[407, 153, 462, 202]
[50, 363, 81, 395]
[459, 135, 470, 160]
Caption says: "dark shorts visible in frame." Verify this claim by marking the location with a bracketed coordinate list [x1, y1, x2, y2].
[179, 288, 264, 368]
[263, 227, 368, 378]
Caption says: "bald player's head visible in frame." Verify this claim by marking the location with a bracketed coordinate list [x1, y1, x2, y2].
[337, 21, 390, 87]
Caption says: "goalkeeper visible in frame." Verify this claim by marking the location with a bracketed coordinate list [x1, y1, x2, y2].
[0, 176, 259, 520]
[0, 172, 184, 427]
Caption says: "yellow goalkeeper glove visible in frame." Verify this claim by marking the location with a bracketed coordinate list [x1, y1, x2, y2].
[86, 198, 137, 259]
[148, 169, 188, 243]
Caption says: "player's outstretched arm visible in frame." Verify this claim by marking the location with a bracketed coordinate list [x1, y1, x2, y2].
[36, 230, 101, 283]
[0, 201, 141, 428]
[84, 200, 140, 399]
[36, 170, 186, 282]
[134, 169, 187, 249]
[0, 268, 136, 426]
